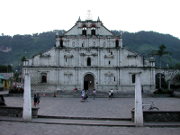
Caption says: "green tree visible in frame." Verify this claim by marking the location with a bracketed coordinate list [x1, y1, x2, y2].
[0, 65, 13, 73]
[174, 63, 180, 69]
[21, 56, 27, 62]
[154, 44, 169, 89]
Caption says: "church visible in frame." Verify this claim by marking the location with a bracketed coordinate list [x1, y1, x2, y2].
[23, 17, 156, 94]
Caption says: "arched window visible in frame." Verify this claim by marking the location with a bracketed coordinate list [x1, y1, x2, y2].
[91, 27, 96, 36]
[82, 27, 87, 36]
[155, 73, 166, 89]
[115, 39, 119, 47]
[41, 73, 47, 83]
[87, 57, 91, 66]
[132, 74, 136, 83]
[60, 39, 63, 47]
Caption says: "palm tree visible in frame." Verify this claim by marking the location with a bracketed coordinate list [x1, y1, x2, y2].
[21, 56, 27, 62]
[153, 44, 169, 89]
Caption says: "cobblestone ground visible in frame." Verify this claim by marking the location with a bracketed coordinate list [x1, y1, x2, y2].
[4, 96, 180, 118]
[0, 121, 180, 135]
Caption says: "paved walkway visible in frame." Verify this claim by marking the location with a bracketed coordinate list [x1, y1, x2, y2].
[4, 96, 180, 118]
[1, 96, 180, 135]
[0, 121, 180, 135]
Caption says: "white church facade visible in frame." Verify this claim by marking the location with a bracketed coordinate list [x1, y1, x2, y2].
[23, 17, 156, 94]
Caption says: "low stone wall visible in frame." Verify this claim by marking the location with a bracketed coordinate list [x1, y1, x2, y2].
[0, 106, 39, 118]
[174, 91, 180, 97]
[131, 111, 180, 122]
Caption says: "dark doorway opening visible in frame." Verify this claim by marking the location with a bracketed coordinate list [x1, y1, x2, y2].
[84, 74, 94, 90]
[155, 73, 166, 89]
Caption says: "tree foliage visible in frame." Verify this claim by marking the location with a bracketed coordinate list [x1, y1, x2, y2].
[0, 65, 13, 73]
[153, 44, 169, 57]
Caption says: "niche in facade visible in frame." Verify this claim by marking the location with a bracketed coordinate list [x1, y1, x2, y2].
[41, 73, 47, 83]
[115, 39, 119, 47]
[87, 57, 91, 66]
[132, 74, 136, 83]
[60, 39, 63, 47]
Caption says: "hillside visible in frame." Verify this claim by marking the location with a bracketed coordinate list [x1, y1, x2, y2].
[0, 30, 180, 68]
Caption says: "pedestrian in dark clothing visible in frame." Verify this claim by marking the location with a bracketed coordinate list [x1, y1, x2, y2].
[33, 94, 38, 107]
[36, 93, 40, 105]
[0, 95, 5, 106]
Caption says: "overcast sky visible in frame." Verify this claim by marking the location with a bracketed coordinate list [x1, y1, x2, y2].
[0, 0, 180, 39]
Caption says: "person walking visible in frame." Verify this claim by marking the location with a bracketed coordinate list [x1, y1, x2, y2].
[36, 93, 40, 106]
[92, 88, 96, 100]
[81, 89, 85, 102]
[108, 89, 114, 100]
[33, 94, 38, 107]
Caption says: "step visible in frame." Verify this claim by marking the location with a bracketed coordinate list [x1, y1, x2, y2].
[1, 116, 180, 127]
[38, 115, 131, 121]
[32, 118, 135, 127]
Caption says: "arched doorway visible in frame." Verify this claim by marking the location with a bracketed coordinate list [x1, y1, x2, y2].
[155, 73, 166, 89]
[84, 74, 94, 90]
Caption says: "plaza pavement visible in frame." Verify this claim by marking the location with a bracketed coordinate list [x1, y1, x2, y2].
[0, 96, 180, 135]
[0, 120, 180, 135]
[4, 96, 180, 118]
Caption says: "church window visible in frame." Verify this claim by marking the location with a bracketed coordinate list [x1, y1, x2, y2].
[111, 52, 113, 55]
[91, 27, 96, 36]
[109, 61, 111, 65]
[114, 77, 116, 81]
[87, 57, 91, 66]
[82, 43, 84, 47]
[60, 39, 63, 47]
[82, 27, 87, 36]
[41, 73, 47, 83]
[115, 39, 119, 47]
[132, 74, 136, 83]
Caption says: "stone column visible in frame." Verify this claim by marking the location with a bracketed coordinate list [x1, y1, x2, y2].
[23, 73, 32, 121]
[134, 73, 143, 126]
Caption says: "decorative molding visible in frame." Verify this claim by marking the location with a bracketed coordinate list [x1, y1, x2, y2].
[104, 54, 114, 58]
[64, 54, 73, 58]
[40, 54, 51, 58]
[64, 71, 73, 75]
[80, 53, 86, 56]
[80, 53, 97, 56]
[105, 72, 113, 76]
[129, 72, 142, 74]
[92, 53, 98, 56]
[37, 70, 49, 73]
[127, 54, 137, 58]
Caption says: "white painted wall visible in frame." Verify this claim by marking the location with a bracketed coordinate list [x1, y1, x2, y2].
[23, 19, 155, 93]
